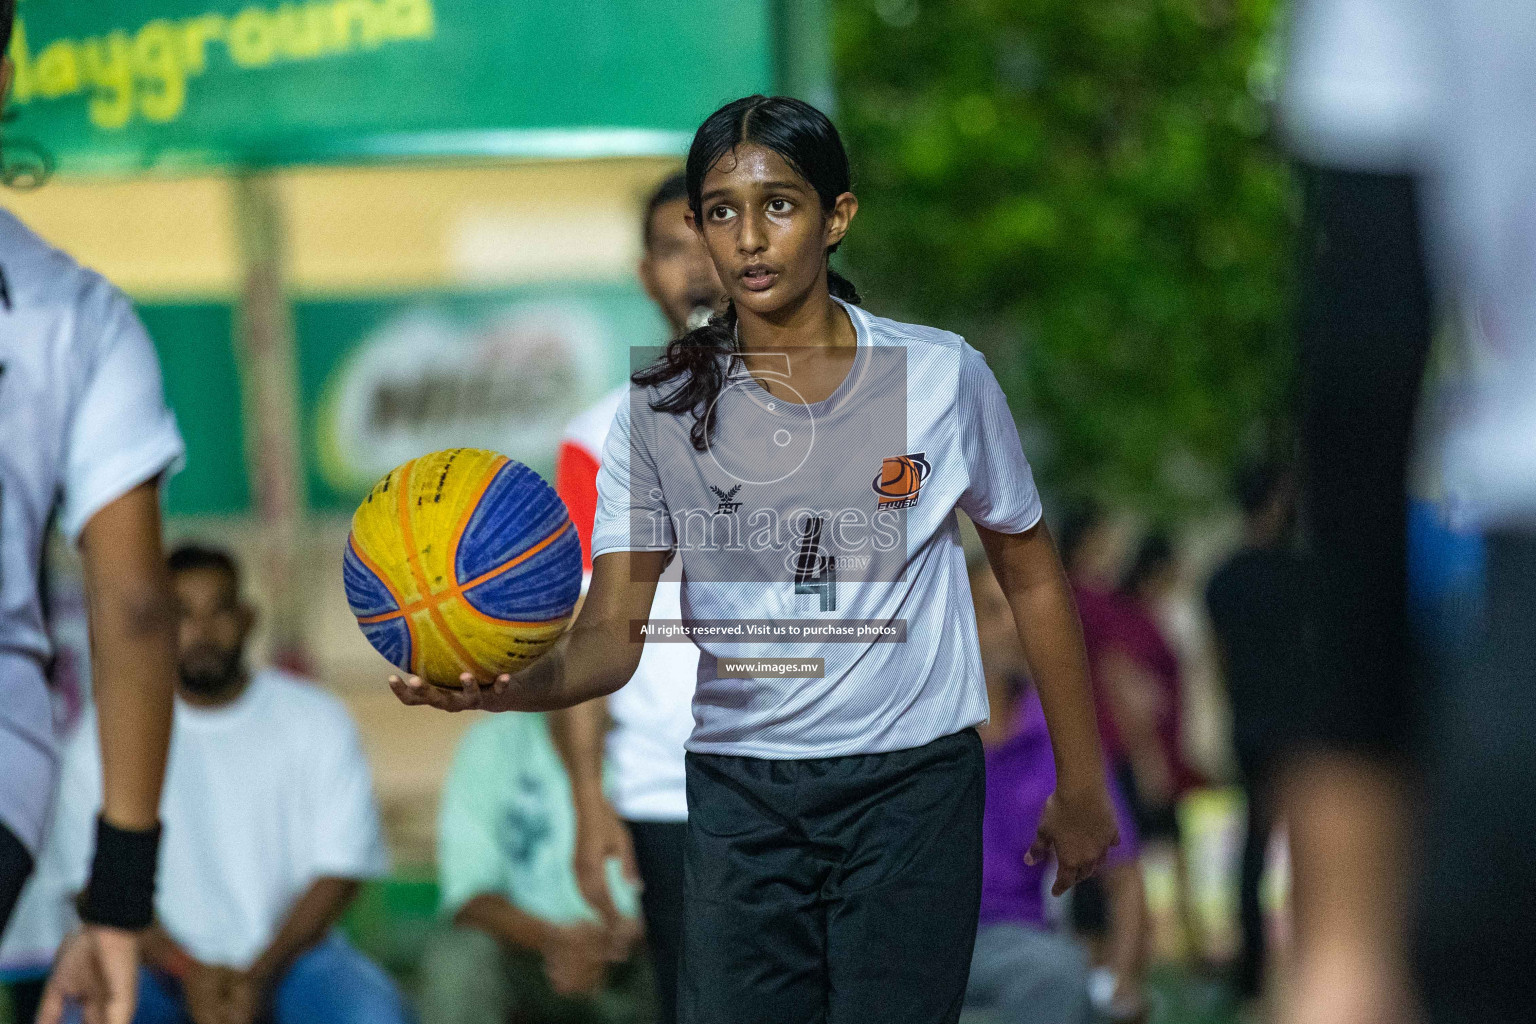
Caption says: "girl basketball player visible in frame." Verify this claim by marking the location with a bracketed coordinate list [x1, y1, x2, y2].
[391, 95, 1118, 1024]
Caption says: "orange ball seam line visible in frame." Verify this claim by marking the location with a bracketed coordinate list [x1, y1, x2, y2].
[354, 520, 575, 627]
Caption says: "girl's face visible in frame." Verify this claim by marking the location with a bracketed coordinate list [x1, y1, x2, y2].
[689, 143, 856, 320]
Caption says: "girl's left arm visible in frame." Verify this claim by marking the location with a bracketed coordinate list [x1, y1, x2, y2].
[977, 520, 1120, 892]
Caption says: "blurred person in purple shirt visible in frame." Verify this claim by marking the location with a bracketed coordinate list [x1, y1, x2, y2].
[968, 559, 1150, 1024]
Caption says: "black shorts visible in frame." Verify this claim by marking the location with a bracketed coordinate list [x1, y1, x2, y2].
[680, 729, 985, 1024]
[626, 819, 687, 1024]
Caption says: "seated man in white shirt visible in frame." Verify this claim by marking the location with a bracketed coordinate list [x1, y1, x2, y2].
[35, 544, 412, 1024]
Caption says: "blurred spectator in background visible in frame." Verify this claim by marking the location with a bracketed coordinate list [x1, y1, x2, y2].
[968, 560, 1149, 1024]
[548, 169, 724, 1024]
[1058, 505, 1128, 811]
[1204, 460, 1307, 1007]
[1057, 506, 1128, 958]
[1104, 535, 1204, 964]
[1282, 3, 1536, 1022]
[1111, 537, 1196, 833]
[20, 544, 406, 1024]
[419, 711, 649, 1024]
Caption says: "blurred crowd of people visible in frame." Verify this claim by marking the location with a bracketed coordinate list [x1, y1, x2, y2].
[0, 169, 1318, 1024]
[0, 488, 1312, 1024]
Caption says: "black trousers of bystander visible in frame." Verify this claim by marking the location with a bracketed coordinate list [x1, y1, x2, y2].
[626, 819, 687, 1024]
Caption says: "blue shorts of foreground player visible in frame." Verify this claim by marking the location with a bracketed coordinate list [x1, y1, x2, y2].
[95, 936, 413, 1024]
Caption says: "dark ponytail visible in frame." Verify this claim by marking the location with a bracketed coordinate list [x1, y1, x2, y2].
[632, 95, 860, 451]
[827, 267, 861, 305]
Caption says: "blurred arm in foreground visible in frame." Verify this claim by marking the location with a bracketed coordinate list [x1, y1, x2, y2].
[41, 484, 178, 1024]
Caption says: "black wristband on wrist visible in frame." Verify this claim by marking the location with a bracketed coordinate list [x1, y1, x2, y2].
[79, 816, 160, 930]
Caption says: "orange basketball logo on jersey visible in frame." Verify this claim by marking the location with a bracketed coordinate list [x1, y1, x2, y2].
[872, 453, 931, 510]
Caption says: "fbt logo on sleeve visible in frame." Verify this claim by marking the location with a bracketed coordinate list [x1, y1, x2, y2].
[872, 453, 930, 511]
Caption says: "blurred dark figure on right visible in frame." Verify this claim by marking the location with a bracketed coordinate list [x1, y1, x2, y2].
[1280, 2, 1536, 1023]
[1203, 461, 1306, 1007]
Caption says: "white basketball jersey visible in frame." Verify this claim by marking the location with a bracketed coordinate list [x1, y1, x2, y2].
[0, 209, 184, 853]
[592, 299, 1042, 760]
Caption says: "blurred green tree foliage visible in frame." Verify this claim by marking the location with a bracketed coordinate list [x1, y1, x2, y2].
[832, 0, 1294, 512]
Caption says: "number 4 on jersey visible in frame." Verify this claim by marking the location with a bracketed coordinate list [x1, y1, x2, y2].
[794, 516, 838, 612]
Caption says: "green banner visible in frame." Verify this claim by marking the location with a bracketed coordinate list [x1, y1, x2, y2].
[295, 284, 663, 512]
[5, 0, 776, 173]
[138, 302, 253, 517]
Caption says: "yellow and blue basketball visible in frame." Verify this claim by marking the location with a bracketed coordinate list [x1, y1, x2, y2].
[343, 448, 582, 688]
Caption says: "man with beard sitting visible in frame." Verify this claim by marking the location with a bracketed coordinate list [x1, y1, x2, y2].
[19, 544, 412, 1024]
